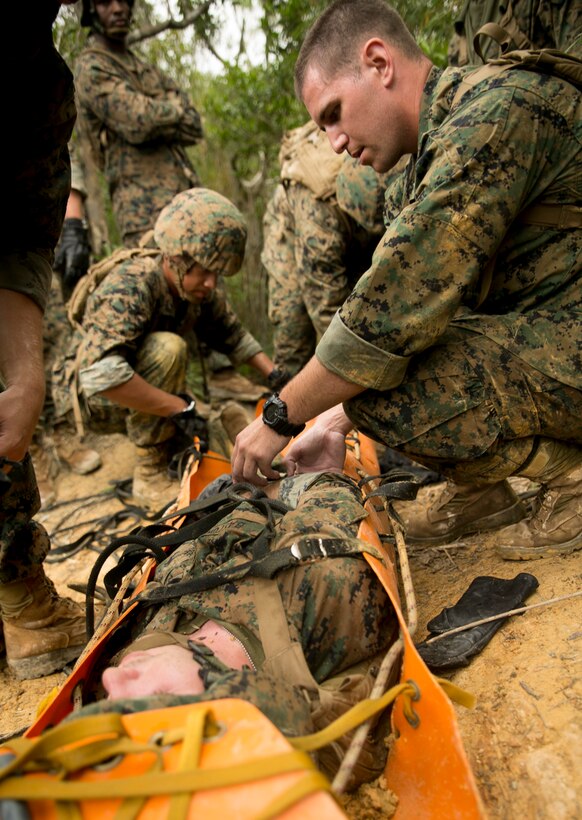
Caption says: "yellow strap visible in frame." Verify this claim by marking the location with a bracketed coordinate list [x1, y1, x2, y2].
[436, 677, 476, 710]
[2, 714, 127, 778]
[167, 708, 211, 820]
[291, 677, 475, 752]
[254, 771, 335, 820]
[291, 682, 411, 752]
[0, 750, 317, 801]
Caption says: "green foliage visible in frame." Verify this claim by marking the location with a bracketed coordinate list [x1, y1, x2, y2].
[52, 0, 460, 350]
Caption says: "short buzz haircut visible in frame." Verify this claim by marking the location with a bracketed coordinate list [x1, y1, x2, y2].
[295, 0, 424, 98]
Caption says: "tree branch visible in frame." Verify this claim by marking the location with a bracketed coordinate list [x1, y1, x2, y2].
[127, 0, 213, 45]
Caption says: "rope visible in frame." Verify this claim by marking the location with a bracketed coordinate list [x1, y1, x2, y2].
[333, 467, 418, 794]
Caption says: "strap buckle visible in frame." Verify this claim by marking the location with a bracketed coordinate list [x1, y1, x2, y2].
[290, 538, 328, 561]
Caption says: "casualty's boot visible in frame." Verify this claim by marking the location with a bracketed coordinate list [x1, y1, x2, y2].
[132, 444, 179, 511]
[208, 367, 266, 402]
[401, 480, 526, 545]
[0, 569, 86, 679]
[496, 463, 582, 560]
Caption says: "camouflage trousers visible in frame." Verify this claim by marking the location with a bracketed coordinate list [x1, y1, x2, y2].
[346, 330, 582, 485]
[0, 437, 50, 584]
[82, 331, 188, 447]
[263, 184, 352, 376]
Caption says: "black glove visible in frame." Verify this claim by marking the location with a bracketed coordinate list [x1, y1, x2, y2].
[415, 573, 539, 671]
[267, 367, 292, 392]
[170, 394, 208, 442]
[54, 218, 91, 296]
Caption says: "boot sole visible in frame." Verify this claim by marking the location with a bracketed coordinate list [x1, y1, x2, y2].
[8, 644, 83, 680]
[496, 535, 582, 561]
[405, 501, 526, 546]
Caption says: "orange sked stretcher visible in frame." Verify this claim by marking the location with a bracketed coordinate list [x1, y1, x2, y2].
[0, 428, 485, 819]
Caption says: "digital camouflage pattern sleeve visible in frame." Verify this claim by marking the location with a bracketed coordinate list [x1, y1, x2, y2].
[317, 64, 582, 392]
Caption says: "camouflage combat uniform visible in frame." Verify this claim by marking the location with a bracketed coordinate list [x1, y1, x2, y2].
[73, 472, 397, 786]
[75, 37, 203, 246]
[262, 124, 388, 376]
[448, 0, 581, 65]
[317, 63, 582, 485]
[51, 254, 262, 447]
[0, 5, 76, 581]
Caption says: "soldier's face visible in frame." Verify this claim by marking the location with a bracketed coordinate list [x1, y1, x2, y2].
[163, 257, 218, 304]
[95, 0, 132, 38]
[302, 55, 410, 173]
[181, 263, 218, 304]
[102, 645, 205, 699]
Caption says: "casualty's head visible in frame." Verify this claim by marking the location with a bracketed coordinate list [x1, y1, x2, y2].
[81, 0, 134, 39]
[154, 188, 248, 305]
[101, 623, 252, 699]
[294, 0, 429, 173]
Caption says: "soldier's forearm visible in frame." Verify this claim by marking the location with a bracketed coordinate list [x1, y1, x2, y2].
[100, 373, 187, 417]
[279, 356, 364, 426]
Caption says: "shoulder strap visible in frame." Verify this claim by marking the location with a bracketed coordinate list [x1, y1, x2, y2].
[449, 33, 582, 232]
[67, 247, 160, 330]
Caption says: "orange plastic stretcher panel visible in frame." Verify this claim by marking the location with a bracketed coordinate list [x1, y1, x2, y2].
[23, 432, 484, 818]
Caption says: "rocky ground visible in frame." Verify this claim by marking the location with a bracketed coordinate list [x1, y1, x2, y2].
[0, 429, 580, 819]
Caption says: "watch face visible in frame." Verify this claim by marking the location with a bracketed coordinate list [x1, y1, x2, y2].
[263, 397, 282, 424]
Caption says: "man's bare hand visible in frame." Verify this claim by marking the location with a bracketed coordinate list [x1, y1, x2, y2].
[282, 424, 347, 476]
[231, 416, 291, 485]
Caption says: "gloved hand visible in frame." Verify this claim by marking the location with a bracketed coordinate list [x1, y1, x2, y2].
[54, 218, 91, 296]
[170, 394, 208, 442]
[267, 367, 292, 392]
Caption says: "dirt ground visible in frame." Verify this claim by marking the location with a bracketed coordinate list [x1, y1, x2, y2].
[0, 429, 580, 819]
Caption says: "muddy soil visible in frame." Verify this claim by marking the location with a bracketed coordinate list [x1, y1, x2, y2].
[0, 430, 580, 819]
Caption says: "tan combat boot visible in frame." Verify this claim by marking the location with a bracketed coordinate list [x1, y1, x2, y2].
[132, 444, 179, 511]
[0, 569, 86, 679]
[400, 480, 526, 545]
[495, 464, 582, 560]
[208, 368, 266, 402]
[57, 437, 102, 475]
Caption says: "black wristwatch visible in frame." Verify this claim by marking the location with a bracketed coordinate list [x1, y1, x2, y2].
[262, 393, 305, 437]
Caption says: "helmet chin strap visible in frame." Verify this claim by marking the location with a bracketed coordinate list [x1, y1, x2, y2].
[166, 253, 198, 303]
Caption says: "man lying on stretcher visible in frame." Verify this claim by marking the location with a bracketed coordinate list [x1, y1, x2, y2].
[74, 471, 399, 789]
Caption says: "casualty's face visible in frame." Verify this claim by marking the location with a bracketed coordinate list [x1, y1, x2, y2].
[94, 0, 132, 38]
[102, 645, 205, 699]
[301, 62, 404, 174]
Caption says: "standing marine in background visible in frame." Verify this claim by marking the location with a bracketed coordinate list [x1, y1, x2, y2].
[75, 0, 204, 247]
[262, 120, 394, 385]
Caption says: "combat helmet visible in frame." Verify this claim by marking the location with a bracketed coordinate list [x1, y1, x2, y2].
[154, 188, 247, 279]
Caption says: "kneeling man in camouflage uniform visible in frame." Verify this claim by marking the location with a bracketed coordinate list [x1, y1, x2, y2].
[52, 188, 275, 510]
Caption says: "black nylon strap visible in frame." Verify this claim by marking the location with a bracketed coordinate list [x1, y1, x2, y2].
[137, 537, 373, 605]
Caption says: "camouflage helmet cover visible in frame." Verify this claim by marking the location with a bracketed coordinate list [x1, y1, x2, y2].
[154, 188, 247, 278]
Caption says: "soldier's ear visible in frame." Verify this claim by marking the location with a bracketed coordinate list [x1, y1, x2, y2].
[361, 38, 395, 89]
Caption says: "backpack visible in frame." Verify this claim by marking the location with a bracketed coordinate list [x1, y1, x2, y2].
[447, 0, 580, 65]
[278, 120, 344, 200]
[67, 244, 160, 331]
